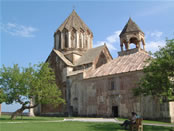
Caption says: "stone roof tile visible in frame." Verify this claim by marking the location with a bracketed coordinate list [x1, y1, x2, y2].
[120, 18, 143, 37]
[75, 45, 105, 66]
[84, 50, 150, 79]
[56, 10, 92, 34]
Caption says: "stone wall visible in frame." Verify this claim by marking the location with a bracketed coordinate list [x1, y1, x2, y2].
[69, 71, 142, 117]
[69, 70, 172, 122]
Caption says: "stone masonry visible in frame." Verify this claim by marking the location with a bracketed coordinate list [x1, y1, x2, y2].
[31, 10, 174, 123]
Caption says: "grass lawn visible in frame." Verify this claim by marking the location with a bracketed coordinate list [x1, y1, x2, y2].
[0, 115, 174, 131]
[117, 117, 174, 125]
[0, 115, 64, 122]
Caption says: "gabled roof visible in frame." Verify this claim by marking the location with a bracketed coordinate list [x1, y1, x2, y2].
[56, 10, 92, 34]
[75, 45, 108, 66]
[53, 49, 74, 67]
[85, 50, 150, 79]
[120, 18, 143, 37]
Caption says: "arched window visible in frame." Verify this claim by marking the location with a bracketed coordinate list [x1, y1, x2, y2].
[85, 40, 88, 48]
[79, 34, 82, 48]
[62, 29, 68, 48]
[79, 28, 84, 48]
[59, 33, 61, 49]
[65, 32, 68, 48]
[129, 37, 139, 49]
[71, 28, 76, 48]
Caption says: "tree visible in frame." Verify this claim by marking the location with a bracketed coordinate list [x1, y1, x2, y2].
[0, 63, 65, 119]
[134, 39, 174, 102]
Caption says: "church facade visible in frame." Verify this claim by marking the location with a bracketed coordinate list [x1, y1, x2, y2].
[33, 10, 174, 123]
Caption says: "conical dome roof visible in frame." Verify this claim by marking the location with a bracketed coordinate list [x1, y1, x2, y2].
[56, 10, 92, 34]
[120, 18, 143, 37]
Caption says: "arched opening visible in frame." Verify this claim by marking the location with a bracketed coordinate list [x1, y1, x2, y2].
[58, 32, 61, 49]
[71, 28, 76, 48]
[85, 39, 88, 48]
[63, 29, 68, 48]
[129, 37, 139, 49]
[79, 33, 82, 48]
[79, 28, 84, 48]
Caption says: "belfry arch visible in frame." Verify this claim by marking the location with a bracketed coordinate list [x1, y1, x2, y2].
[119, 18, 146, 51]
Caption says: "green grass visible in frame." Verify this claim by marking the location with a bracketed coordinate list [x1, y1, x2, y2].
[0, 121, 173, 131]
[0, 115, 64, 122]
[0, 115, 174, 131]
[117, 117, 174, 125]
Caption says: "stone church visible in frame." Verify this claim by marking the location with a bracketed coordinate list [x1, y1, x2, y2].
[32, 10, 174, 122]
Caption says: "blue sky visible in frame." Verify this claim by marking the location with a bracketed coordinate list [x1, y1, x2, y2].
[1, 0, 174, 112]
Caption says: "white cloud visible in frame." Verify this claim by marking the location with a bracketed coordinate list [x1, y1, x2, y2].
[146, 40, 165, 53]
[106, 31, 121, 43]
[145, 30, 166, 53]
[150, 31, 163, 38]
[94, 41, 117, 51]
[94, 30, 121, 51]
[1, 22, 38, 37]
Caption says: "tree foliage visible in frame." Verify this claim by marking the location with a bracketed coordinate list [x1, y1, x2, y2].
[0, 63, 65, 119]
[134, 39, 174, 102]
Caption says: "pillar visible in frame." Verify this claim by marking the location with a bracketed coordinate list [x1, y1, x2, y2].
[121, 44, 123, 51]
[137, 40, 141, 49]
[91, 36, 93, 48]
[0, 104, 1, 116]
[125, 42, 129, 50]
[29, 98, 35, 117]
[87, 35, 90, 49]
[142, 39, 146, 51]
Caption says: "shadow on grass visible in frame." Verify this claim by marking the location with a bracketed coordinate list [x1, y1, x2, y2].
[144, 125, 174, 131]
[88, 123, 126, 131]
[88, 123, 172, 131]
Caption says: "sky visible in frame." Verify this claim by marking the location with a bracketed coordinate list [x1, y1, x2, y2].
[0, 0, 174, 112]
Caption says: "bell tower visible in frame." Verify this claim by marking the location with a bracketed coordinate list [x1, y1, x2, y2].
[53, 10, 93, 64]
[54, 10, 93, 51]
[119, 18, 146, 52]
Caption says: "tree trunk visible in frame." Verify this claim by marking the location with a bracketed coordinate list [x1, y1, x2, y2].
[11, 104, 38, 120]
[11, 106, 25, 120]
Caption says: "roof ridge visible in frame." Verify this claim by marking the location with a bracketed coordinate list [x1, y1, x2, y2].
[53, 49, 74, 66]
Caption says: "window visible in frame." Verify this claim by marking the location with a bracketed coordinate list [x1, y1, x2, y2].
[111, 80, 115, 90]
[65, 32, 68, 48]
[108, 78, 115, 90]
[71, 28, 76, 48]
[59, 33, 61, 49]
[79, 35, 82, 48]
[85, 40, 88, 48]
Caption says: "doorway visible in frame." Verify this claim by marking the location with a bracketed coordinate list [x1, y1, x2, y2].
[112, 106, 118, 117]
